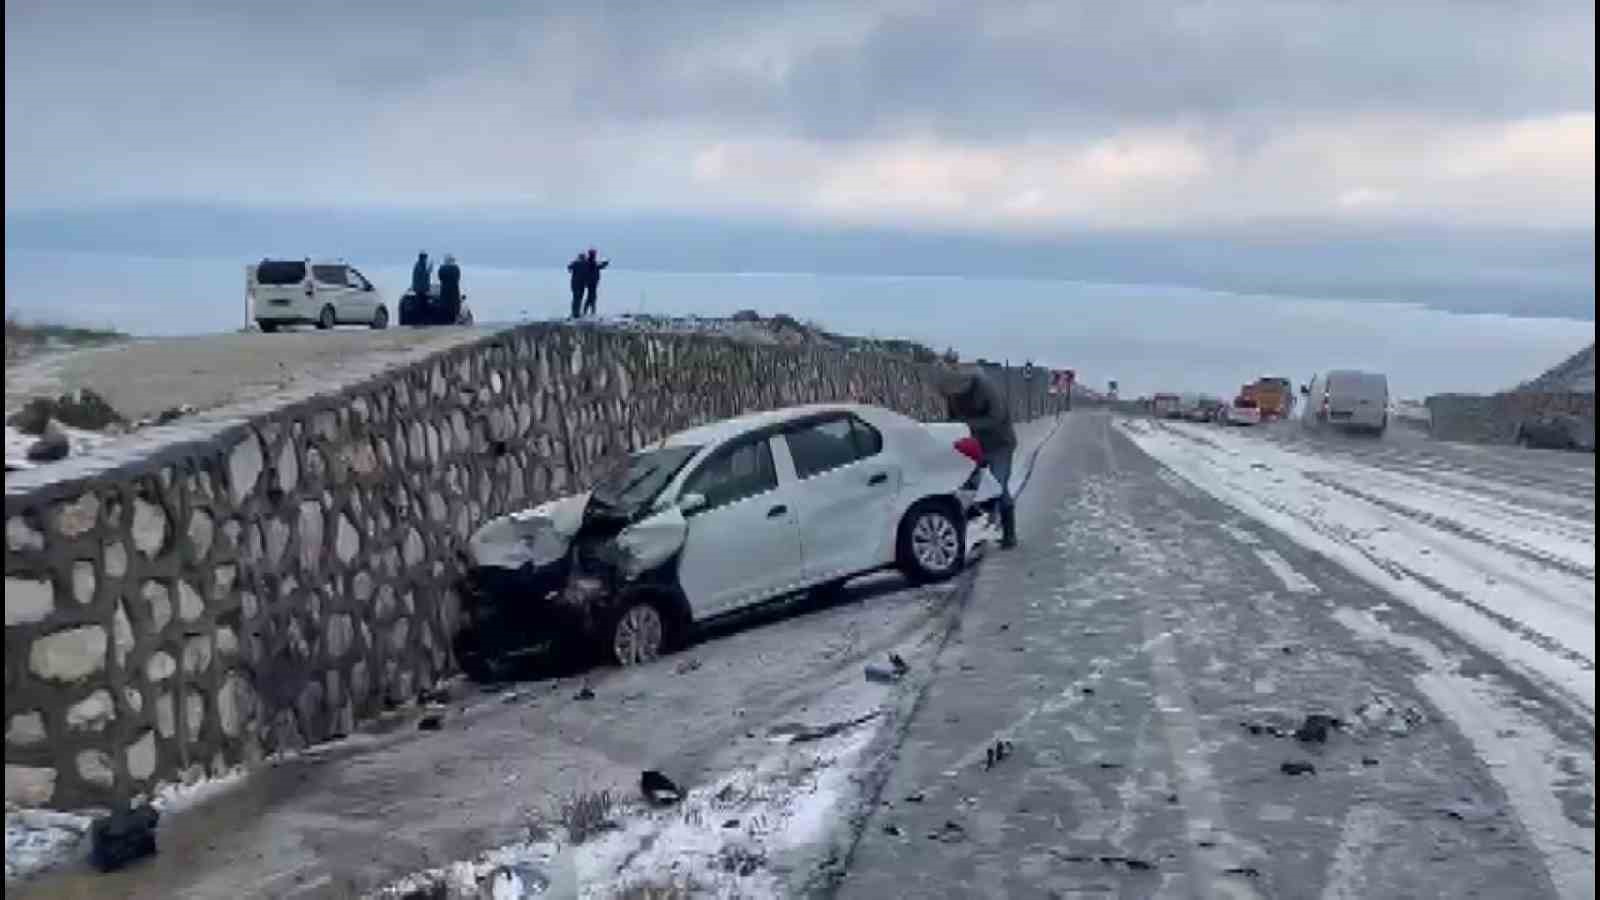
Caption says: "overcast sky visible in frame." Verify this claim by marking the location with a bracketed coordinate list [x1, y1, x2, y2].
[4, 1, 1595, 317]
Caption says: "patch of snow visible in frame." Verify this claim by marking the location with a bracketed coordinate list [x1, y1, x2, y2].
[1119, 420, 1595, 718]
[4, 806, 96, 884]
[1253, 548, 1322, 594]
[1332, 606, 1594, 900]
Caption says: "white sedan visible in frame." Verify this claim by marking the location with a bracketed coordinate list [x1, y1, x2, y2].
[459, 403, 1005, 672]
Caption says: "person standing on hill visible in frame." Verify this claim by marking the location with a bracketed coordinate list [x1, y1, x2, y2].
[437, 254, 462, 324]
[936, 364, 1019, 549]
[581, 248, 609, 318]
[567, 251, 589, 319]
[411, 252, 432, 303]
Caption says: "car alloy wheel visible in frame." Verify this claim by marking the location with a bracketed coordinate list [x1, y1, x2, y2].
[611, 601, 665, 666]
[909, 507, 962, 577]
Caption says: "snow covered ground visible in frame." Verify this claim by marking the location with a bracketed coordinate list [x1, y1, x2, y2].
[1118, 418, 1595, 897]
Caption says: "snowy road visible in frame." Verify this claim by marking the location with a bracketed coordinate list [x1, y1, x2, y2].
[839, 412, 1592, 899]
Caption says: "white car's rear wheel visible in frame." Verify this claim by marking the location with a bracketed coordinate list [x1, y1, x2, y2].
[372, 305, 389, 329]
[898, 501, 965, 583]
[317, 304, 337, 330]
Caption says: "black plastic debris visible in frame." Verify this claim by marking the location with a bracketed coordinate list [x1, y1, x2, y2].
[1362, 756, 1381, 767]
[889, 653, 910, 675]
[1222, 866, 1262, 878]
[1293, 714, 1343, 744]
[1052, 851, 1155, 872]
[417, 714, 443, 731]
[882, 823, 904, 837]
[1080, 686, 1096, 695]
[90, 805, 159, 873]
[573, 685, 596, 701]
[928, 820, 967, 843]
[723, 819, 741, 829]
[984, 740, 1015, 770]
[904, 791, 926, 803]
[1280, 761, 1317, 776]
[640, 770, 683, 806]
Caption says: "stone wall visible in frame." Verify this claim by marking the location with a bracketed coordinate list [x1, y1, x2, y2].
[1425, 391, 1596, 446]
[5, 323, 1058, 810]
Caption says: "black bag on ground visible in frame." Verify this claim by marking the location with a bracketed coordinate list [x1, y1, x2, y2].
[89, 804, 160, 872]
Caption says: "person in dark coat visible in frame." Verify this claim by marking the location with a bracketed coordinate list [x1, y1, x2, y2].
[567, 251, 588, 319]
[936, 365, 1019, 548]
[581, 248, 609, 317]
[437, 254, 462, 324]
[411, 252, 432, 302]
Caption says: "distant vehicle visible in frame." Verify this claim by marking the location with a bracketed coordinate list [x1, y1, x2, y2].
[1302, 370, 1389, 435]
[1514, 414, 1593, 452]
[1152, 393, 1183, 419]
[248, 259, 389, 332]
[1254, 377, 1294, 420]
[1225, 398, 1262, 426]
[458, 403, 1006, 672]
[1193, 395, 1226, 422]
[399, 282, 475, 327]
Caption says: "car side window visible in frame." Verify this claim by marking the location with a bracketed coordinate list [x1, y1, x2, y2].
[347, 268, 371, 290]
[683, 437, 777, 512]
[787, 416, 878, 479]
[312, 264, 348, 287]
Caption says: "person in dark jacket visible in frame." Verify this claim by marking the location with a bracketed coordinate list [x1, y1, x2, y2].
[937, 365, 1019, 548]
[411, 252, 432, 301]
[437, 254, 462, 324]
[567, 251, 588, 319]
[581, 248, 609, 317]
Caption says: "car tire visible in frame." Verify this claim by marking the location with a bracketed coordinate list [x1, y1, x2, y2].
[604, 594, 672, 667]
[452, 627, 507, 683]
[371, 305, 389, 330]
[257, 320, 279, 334]
[1517, 432, 1531, 448]
[317, 304, 337, 330]
[897, 500, 966, 584]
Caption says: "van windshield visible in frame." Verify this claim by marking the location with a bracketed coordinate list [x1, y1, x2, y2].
[255, 260, 307, 285]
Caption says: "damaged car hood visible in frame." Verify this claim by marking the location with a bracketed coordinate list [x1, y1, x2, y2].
[468, 492, 689, 581]
[468, 492, 593, 570]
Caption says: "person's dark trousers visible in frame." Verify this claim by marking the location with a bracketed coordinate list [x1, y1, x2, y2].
[571, 287, 584, 319]
[987, 445, 1018, 548]
[582, 284, 598, 317]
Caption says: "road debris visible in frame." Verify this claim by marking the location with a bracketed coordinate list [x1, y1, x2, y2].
[89, 805, 159, 873]
[769, 711, 882, 745]
[1293, 713, 1344, 744]
[928, 820, 967, 843]
[1280, 761, 1317, 776]
[417, 714, 443, 731]
[573, 685, 596, 701]
[674, 658, 703, 675]
[640, 770, 684, 806]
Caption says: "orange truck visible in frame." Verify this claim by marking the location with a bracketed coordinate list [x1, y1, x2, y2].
[1253, 377, 1293, 420]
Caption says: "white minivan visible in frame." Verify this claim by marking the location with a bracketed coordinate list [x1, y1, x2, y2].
[1302, 370, 1390, 435]
[247, 259, 390, 332]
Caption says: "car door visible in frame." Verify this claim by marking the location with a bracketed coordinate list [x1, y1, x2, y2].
[310, 264, 351, 321]
[346, 266, 378, 319]
[674, 434, 803, 618]
[782, 414, 902, 583]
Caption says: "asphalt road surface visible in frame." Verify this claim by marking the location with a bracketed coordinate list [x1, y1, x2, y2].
[836, 412, 1592, 899]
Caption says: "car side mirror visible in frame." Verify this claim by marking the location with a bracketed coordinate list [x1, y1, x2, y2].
[678, 493, 707, 515]
[1299, 385, 1309, 395]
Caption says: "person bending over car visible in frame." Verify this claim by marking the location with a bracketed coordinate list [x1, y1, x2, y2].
[937, 364, 1018, 548]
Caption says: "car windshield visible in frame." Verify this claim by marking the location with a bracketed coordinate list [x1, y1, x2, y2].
[586, 445, 701, 520]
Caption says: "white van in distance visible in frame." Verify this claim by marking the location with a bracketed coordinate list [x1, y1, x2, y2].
[247, 259, 390, 332]
[1302, 370, 1390, 436]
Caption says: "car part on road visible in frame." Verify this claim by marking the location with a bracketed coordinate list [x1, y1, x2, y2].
[640, 770, 684, 806]
[89, 805, 159, 873]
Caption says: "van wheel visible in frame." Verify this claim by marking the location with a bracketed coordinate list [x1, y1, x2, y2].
[897, 500, 965, 584]
[317, 305, 337, 330]
[258, 321, 279, 334]
[371, 305, 389, 330]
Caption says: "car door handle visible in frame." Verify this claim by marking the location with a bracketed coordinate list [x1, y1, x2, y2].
[767, 505, 788, 518]
[867, 472, 889, 486]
